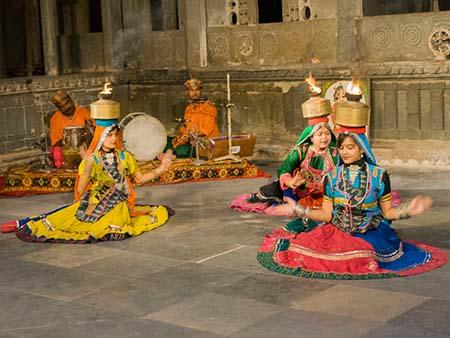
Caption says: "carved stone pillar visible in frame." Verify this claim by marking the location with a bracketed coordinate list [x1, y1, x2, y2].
[0, 1, 5, 77]
[336, 0, 362, 63]
[73, 0, 90, 34]
[163, 0, 178, 30]
[100, 0, 124, 70]
[138, 0, 152, 32]
[40, 0, 59, 76]
[185, 0, 208, 68]
[121, 0, 143, 69]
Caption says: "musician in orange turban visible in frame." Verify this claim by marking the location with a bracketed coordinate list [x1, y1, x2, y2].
[168, 78, 219, 158]
[49, 90, 95, 168]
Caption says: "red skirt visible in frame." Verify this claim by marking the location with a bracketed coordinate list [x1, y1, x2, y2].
[258, 223, 448, 279]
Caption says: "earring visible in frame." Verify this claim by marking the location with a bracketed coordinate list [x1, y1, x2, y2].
[360, 153, 364, 158]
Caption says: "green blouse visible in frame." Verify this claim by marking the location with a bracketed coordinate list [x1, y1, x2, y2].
[278, 143, 339, 178]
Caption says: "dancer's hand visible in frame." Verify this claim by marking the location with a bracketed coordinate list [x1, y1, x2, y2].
[407, 195, 433, 217]
[284, 197, 310, 218]
[158, 150, 176, 168]
[290, 171, 305, 189]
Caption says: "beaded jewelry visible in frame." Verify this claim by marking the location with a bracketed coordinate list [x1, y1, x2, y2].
[104, 152, 115, 166]
[397, 203, 411, 220]
[293, 204, 311, 218]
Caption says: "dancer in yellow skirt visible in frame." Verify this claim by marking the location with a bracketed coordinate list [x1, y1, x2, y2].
[12, 124, 175, 243]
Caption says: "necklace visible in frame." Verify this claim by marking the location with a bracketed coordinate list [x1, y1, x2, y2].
[104, 152, 115, 166]
[347, 165, 360, 184]
[340, 163, 370, 208]
[100, 151, 126, 192]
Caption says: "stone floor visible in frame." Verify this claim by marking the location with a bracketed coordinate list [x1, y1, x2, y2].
[0, 161, 449, 338]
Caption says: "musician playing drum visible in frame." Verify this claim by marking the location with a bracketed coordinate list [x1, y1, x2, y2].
[168, 78, 219, 158]
[49, 90, 95, 168]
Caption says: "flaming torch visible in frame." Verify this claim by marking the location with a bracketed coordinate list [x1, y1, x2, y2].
[345, 78, 363, 102]
[301, 74, 332, 122]
[305, 73, 322, 96]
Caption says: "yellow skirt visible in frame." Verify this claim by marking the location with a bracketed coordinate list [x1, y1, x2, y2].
[25, 202, 169, 242]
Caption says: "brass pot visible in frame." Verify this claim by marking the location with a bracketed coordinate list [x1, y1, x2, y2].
[335, 100, 369, 127]
[301, 96, 332, 119]
[90, 98, 120, 119]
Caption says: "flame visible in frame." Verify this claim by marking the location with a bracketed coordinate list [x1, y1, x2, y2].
[311, 56, 321, 64]
[100, 82, 112, 95]
[305, 73, 321, 95]
[346, 79, 362, 95]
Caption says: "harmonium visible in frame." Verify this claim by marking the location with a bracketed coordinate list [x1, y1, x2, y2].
[198, 134, 256, 160]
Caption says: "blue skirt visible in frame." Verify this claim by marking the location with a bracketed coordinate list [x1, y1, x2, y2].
[354, 220, 431, 271]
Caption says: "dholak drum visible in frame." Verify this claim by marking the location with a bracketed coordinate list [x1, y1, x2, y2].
[120, 113, 167, 161]
[62, 126, 88, 168]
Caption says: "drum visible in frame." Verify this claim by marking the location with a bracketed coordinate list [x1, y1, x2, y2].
[120, 113, 167, 161]
[62, 126, 88, 168]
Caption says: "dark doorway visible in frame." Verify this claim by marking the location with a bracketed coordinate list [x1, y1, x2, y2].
[363, 0, 433, 16]
[258, 0, 283, 23]
[151, 0, 164, 31]
[89, 0, 103, 32]
[439, 0, 450, 10]
[0, 0, 44, 78]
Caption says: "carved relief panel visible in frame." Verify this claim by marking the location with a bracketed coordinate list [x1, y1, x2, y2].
[209, 32, 231, 62]
[208, 18, 336, 66]
[141, 31, 186, 69]
[226, 0, 249, 25]
[285, 0, 313, 22]
[360, 13, 450, 62]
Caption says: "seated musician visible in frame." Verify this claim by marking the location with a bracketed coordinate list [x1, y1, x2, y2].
[168, 78, 219, 158]
[49, 90, 95, 168]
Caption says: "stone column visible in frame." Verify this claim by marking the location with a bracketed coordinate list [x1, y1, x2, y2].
[336, 0, 362, 63]
[138, 0, 152, 32]
[163, 0, 179, 30]
[73, 0, 90, 34]
[100, 0, 124, 70]
[25, 1, 34, 76]
[185, 0, 208, 69]
[121, 0, 144, 69]
[31, 0, 44, 68]
[246, 0, 259, 24]
[0, 1, 5, 77]
[39, 0, 59, 76]
[61, 2, 74, 35]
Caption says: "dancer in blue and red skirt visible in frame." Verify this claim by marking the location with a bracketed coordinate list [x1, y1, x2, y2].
[258, 105, 447, 279]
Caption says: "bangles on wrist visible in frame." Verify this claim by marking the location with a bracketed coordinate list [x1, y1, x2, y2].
[293, 205, 310, 218]
[397, 203, 410, 220]
[153, 166, 166, 177]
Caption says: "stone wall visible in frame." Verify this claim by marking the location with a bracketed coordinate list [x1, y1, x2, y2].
[360, 12, 450, 62]
[1, 67, 450, 166]
[141, 31, 187, 70]
[371, 79, 450, 140]
[207, 20, 337, 67]
[59, 33, 105, 73]
[0, 73, 118, 153]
